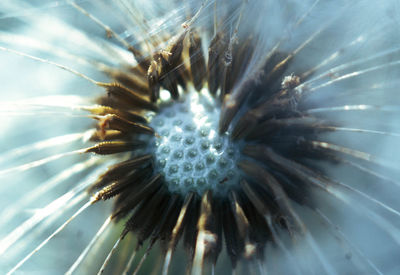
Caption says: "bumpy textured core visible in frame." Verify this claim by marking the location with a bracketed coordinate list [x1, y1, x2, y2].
[147, 89, 241, 196]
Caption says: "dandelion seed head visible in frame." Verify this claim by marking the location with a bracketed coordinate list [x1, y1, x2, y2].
[2, 0, 400, 274]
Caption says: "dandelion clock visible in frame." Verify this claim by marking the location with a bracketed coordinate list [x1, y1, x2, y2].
[1, 0, 400, 274]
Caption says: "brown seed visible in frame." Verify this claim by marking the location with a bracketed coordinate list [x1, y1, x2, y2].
[96, 114, 154, 135]
[189, 31, 206, 91]
[101, 82, 156, 111]
[148, 59, 160, 102]
[85, 140, 146, 155]
[90, 154, 153, 191]
[207, 32, 228, 95]
[107, 70, 149, 95]
[94, 165, 153, 201]
[112, 174, 162, 219]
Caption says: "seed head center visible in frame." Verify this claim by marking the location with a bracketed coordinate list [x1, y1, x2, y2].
[148, 89, 241, 196]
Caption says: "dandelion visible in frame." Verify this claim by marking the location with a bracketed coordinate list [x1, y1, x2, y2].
[1, 0, 400, 274]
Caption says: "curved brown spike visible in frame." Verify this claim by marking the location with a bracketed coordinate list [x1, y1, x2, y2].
[95, 95, 134, 112]
[93, 165, 154, 201]
[207, 32, 228, 95]
[148, 59, 161, 102]
[121, 197, 153, 240]
[229, 191, 259, 261]
[238, 160, 300, 232]
[94, 170, 138, 201]
[89, 130, 127, 142]
[89, 154, 153, 191]
[168, 192, 195, 249]
[189, 31, 206, 91]
[147, 194, 176, 235]
[219, 94, 239, 134]
[240, 179, 301, 266]
[197, 191, 213, 231]
[245, 116, 325, 141]
[158, 195, 184, 243]
[136, 191, 169, 245]
[242, 159, 340, 274]
[121, 187, 167, 243]
[192, 190, 219, 275]
[308, 140, 400, 170]
[111, 169, 155, 214]
[243, 144, 308, 171]
[96, 114, 154, 135]
[235, 188, 273, 260]
[240, 180, 271, 218]
[232, 89, 300, 140]
[183, 195, 201, 262]
[223, 38, 254, 98]
[209, 197, 223, 266]
[220, 59, 232, 101]
[219, 49, 294, 135]
[144, 194, 178, 244]
[128, 45, 151, 72]
[86, 105, 147, 124]
[112, 174, 162, 219]
[221, 197, 244, 269]
[229, 191, 249, 241]
[107, 69, 150, 95]
[148, 31, 187, 102]
[264, 53, 294, 86]
[243, 144, 333, 194]
[231, 110, 258, 140]
[84, 140, 145, 155]
[124, 195, 180, 274]
[163, 31, 187, 67]
[159, 68, 179, 100]
[244, 143, 400, 261]
[175, 64, 190, 91]
[162, 192, 196, 275]
[219, 79, 252, 134]
[244, 184, 293, 238]
[100, 82, 157, 111]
